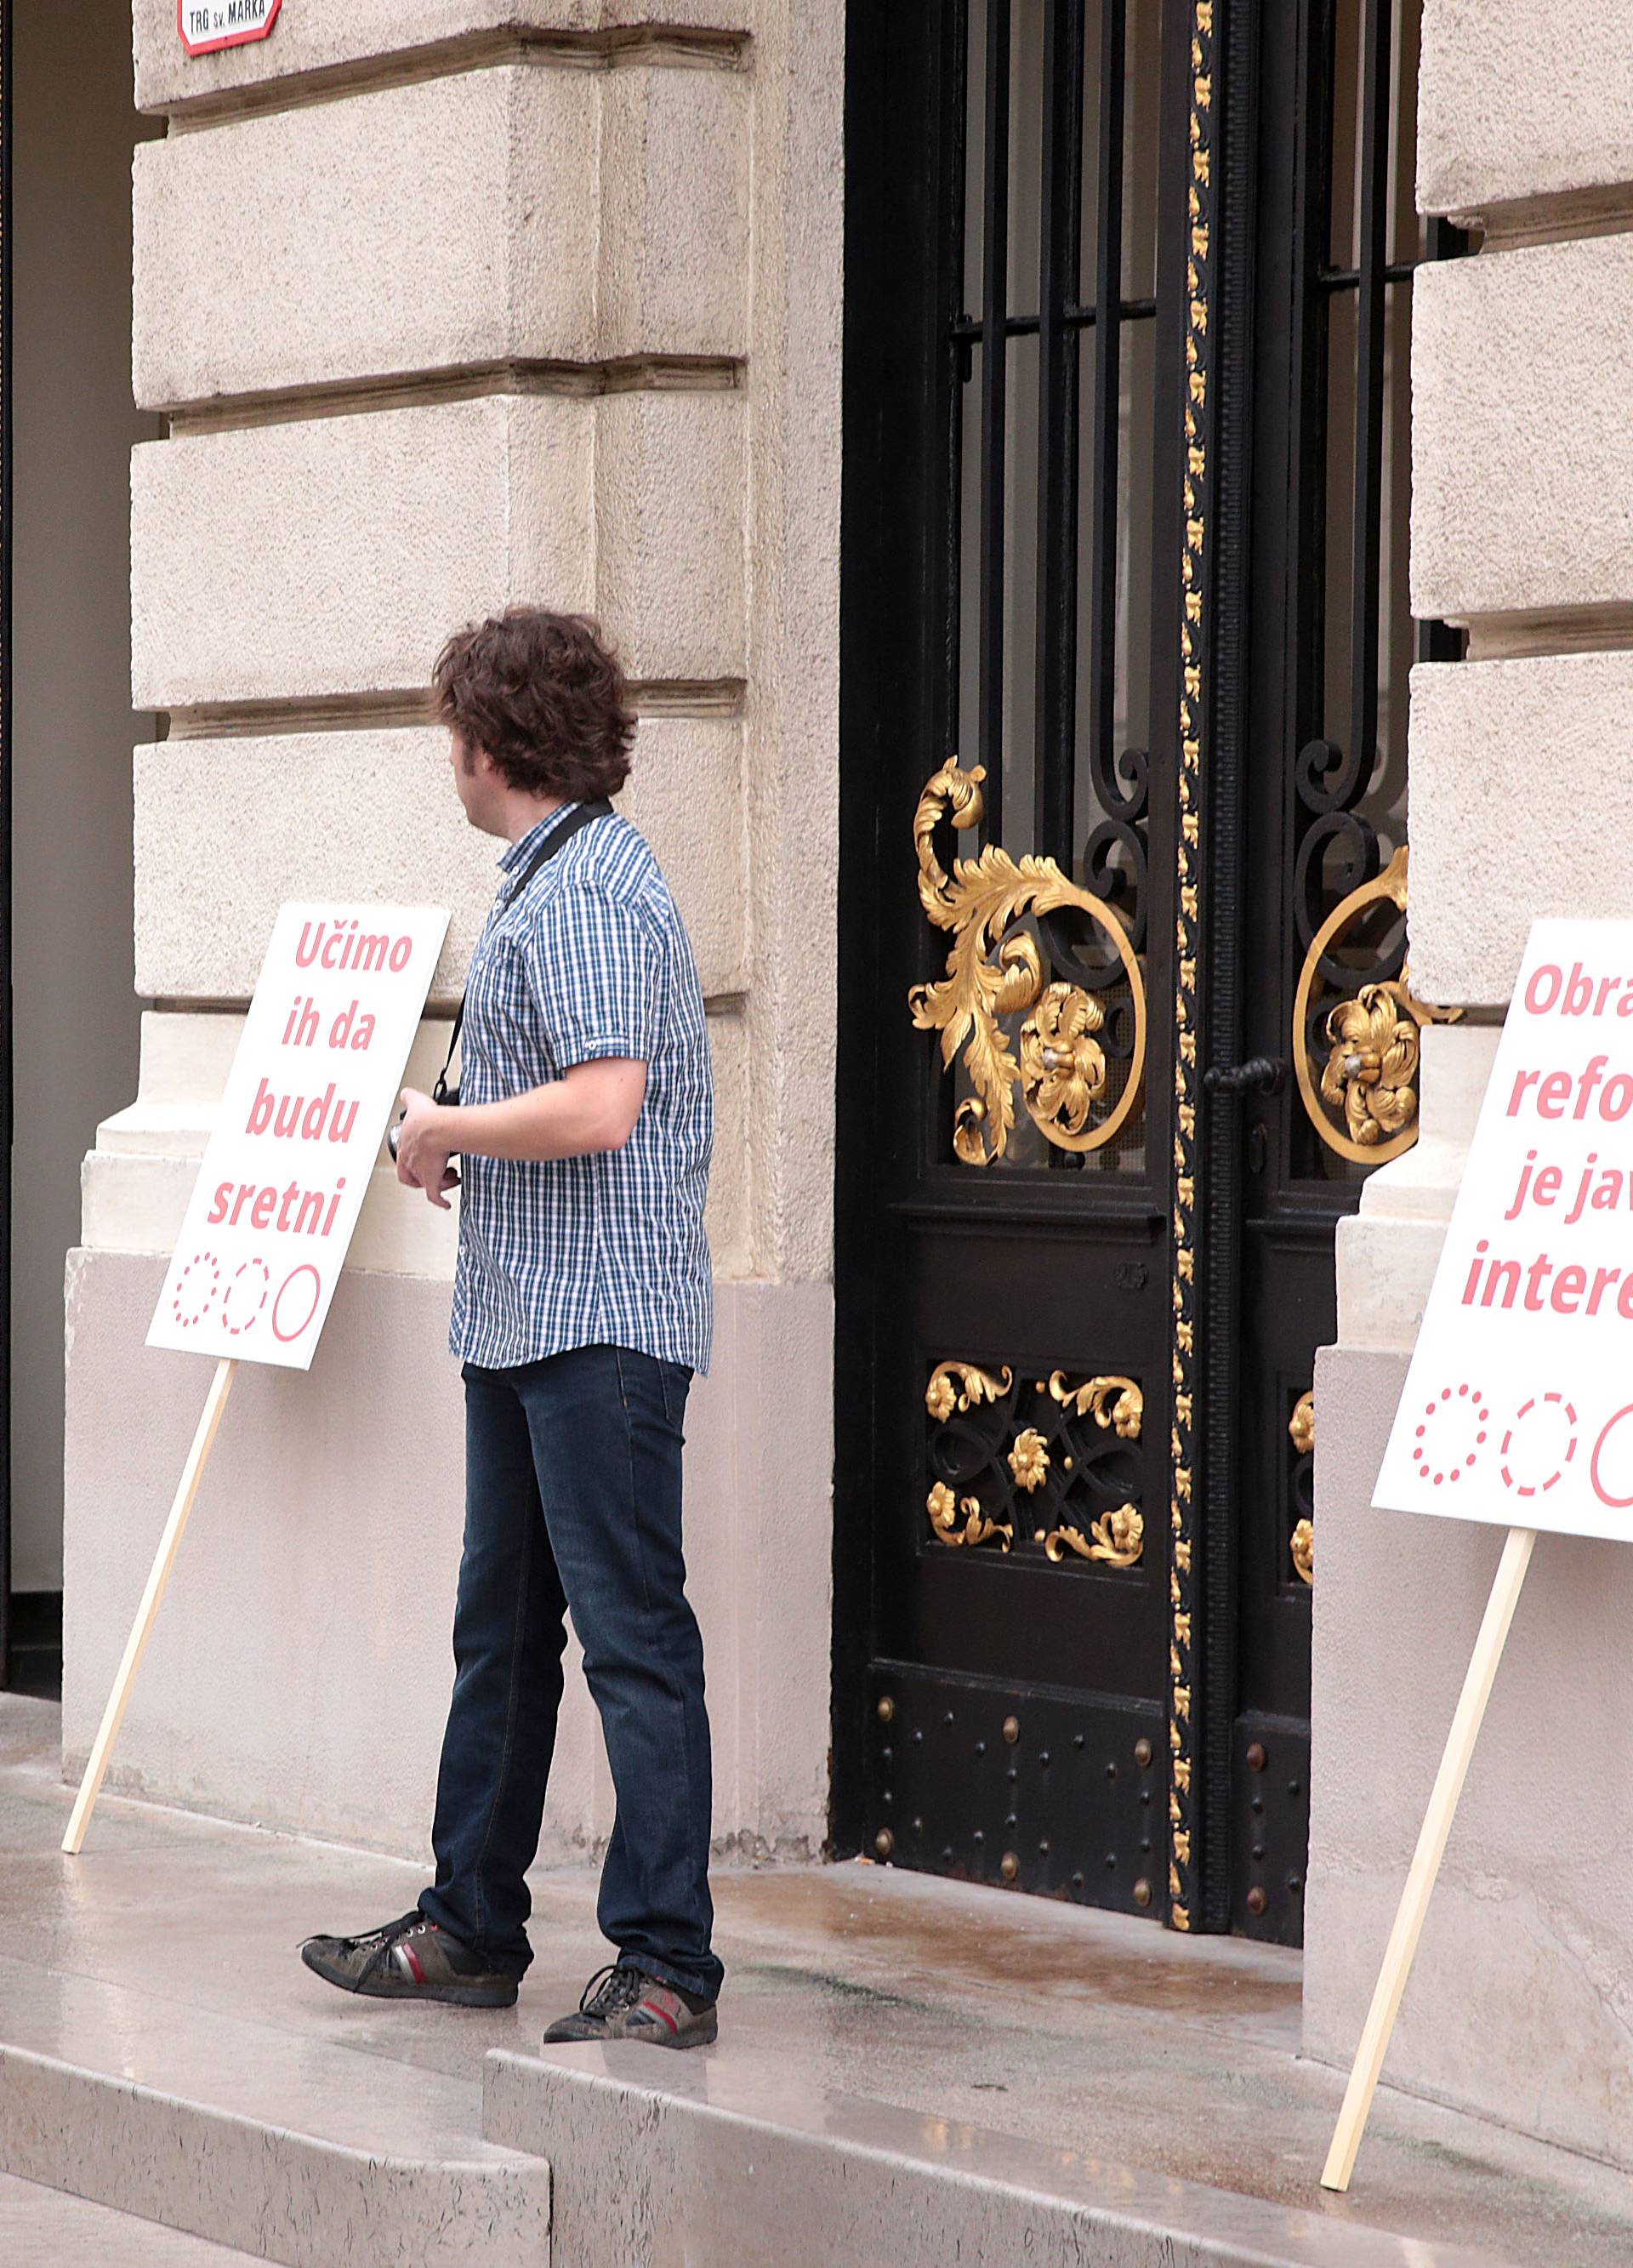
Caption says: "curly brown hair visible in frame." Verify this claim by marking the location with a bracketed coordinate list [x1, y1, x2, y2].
[432, 608, 635, 800]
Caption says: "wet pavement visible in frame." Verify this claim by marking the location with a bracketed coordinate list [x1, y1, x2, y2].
[3, 1693, 1631, 2264]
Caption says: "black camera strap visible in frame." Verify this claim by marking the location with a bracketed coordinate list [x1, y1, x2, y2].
[433, 797, 613, 1105]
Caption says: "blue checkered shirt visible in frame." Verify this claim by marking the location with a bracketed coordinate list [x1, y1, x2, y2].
[447, 805, 714, 1375]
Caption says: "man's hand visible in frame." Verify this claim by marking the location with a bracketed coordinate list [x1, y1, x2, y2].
[395, 1087, 460, 1209]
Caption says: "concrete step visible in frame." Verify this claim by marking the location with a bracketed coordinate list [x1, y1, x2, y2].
[0, 2170, 268, 2265]
[0, 1956, 550, 2268]
[484, 2039, 1510, 2268]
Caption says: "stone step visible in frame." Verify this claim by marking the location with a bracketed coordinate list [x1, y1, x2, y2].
[484, 2041, 1510, 2268]
[0, 1955, 550, 2268]
[0, 2170, 268, 2265]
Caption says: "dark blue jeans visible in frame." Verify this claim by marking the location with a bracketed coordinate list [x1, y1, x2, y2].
[418, 1343, 721, 2002]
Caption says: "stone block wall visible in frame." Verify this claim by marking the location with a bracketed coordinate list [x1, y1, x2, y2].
[1304, 0, 1633, 2168]
[65, 4, 841, 1868]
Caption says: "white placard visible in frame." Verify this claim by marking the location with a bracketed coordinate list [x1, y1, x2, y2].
[147, 902, 448, 1371]
[1376, 917, 1633, 1541]
[179, 0, 282, 60]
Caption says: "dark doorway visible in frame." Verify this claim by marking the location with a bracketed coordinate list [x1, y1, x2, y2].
[836, 0, 1455, 1942]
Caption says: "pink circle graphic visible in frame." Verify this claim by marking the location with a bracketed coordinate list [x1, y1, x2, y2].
[1591, 1405, 1633, 1509]
[1499, 1393, 1579, 1496]
[271, 1264, 322, 1345]
[1409, 1384, 1491, 1490]
[222, 1257, 271, 1340]
[171, 1250, 221, 1331]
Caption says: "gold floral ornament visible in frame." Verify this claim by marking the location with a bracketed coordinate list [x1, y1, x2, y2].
[908, 758, 1147, 1165]
[1292, 846, 1459, 1168]
[1290, 1519, 1314, 1585]
[1320, 984, 1425, 1148]
[926, 1481, 1011, 1553]
[1050, 1371, 1143, 1440]
[1288, 1388, 1314, 1460]
[1007, 1428, 1050, 1492]
[1044, 1505, 1144, 1568]
[1020, 985, 1107, 1142]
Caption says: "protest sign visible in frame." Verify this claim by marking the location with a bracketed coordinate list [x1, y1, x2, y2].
[147, 903, 449, 1370]
[1374, 919, 1633, 1540]
[65, 902, 447, 1858]
[1325, 917, 1633, 2192]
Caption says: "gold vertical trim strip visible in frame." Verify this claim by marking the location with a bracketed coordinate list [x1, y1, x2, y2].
[1168, 0, 1216, 1937]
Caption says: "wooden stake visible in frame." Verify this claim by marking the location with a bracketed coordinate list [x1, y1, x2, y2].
[61, 1358, 239, 1856]
[1321, 1522, 1537, 2191]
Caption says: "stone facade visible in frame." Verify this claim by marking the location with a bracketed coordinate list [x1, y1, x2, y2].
[1304, 0, 1633, 2170]
[64, 4, 841, 1869]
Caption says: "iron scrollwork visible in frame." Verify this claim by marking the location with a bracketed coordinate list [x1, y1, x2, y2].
[924, 1362, 1145, 1568]
[908, 760, 1147, 1165]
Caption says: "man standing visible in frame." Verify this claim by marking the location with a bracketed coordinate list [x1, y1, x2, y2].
[301, 608, 721, 2048]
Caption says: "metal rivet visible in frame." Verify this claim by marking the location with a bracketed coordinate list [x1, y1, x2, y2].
[1251, 1843, 1266, 1861]
[1038, 1838, 1050, 1855]
[1006, 1766, 1018, 1783]
[1000, 1852, 1020, 1882]
[1132, 1878, 1152, 1909]
[874, 1829, 894, 1858]
[1246, 1741, 1267, 1772]
[1251, 1797, 1264, 1815]
[942, 1846, 953, 1861]
[880, 1746, 893, 1764]
[1034, 1379, 1046, 1392]
[1134, 1737, 1153, 1769]
[1002, 1716, 1021, 1745]
[1063, 1456, 1074, 1471]
[973, 1829, 984, 1844]
[975, 1739, 987, 1756]
[1246, 1885, 1268, 1917]
[943, 1712, 955, 1728]
[1105, 1852, 1118, 1871]
[1072, 1872, 1085, 1890]
[876, 1696, 895, 1724]
[1288, 1874, 1303, 1895]
[1073, 1734, 1084, 1751]
[1106, 1761, 1118, 1781]
[913, 1729, 924, 1745]
[1005, 1813, 1018, 1829]
[1287, 1777, 1302, 1797]
[1038, 1750, 1050, 1768]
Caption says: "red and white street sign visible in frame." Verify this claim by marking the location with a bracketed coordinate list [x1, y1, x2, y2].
[1376, 917, 1633, 1542]
[179, 0, 282, 60]
[147, 902, 448, 1371]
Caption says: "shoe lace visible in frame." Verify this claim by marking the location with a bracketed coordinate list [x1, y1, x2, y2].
[579, 1963, 646, 2019]
[350, 1912, 424, 1954]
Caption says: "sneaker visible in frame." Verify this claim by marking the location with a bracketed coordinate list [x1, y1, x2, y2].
[543, 1961, 717, 2049]
[299, 1911, 519, 2007]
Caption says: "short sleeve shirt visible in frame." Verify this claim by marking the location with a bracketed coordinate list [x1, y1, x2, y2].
[448, 805, 714, 1375]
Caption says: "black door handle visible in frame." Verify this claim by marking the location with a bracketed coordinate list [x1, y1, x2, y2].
[1203, 1056, 1288, 1097]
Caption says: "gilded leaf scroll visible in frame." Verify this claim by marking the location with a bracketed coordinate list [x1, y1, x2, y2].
[908, 760, 1147, 1165]
[1292, 846, 1460, 1168]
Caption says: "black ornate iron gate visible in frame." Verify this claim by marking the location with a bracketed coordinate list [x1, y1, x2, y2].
[836, 0, 1455, 1943]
